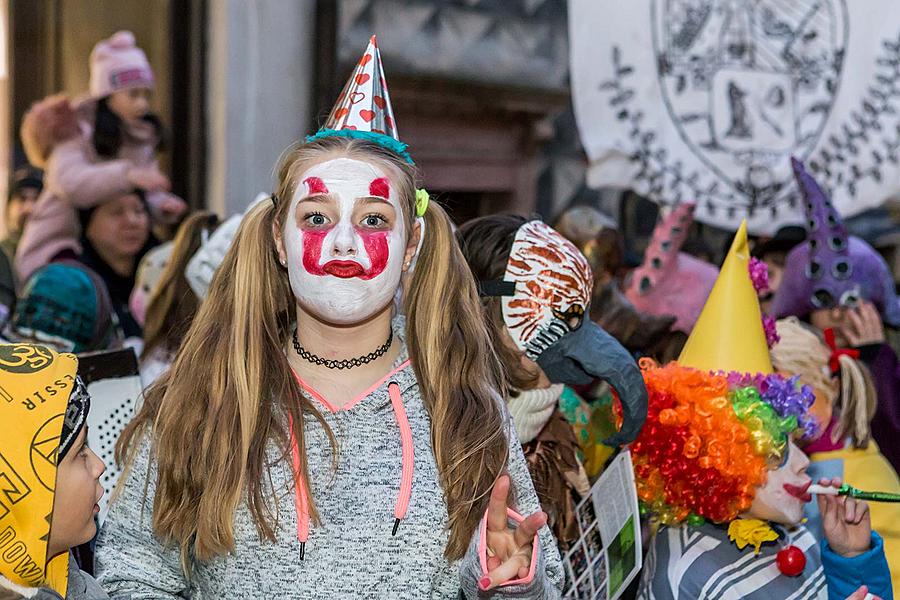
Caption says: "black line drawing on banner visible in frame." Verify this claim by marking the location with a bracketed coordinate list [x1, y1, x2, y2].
[651, 0, 848, 214]
[810, 34, 900, 197]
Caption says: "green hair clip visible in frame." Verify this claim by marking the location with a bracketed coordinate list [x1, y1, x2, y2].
[415, 188, 429, 217]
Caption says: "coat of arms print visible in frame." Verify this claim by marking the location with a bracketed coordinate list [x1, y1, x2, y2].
[571, 0, 900, 233]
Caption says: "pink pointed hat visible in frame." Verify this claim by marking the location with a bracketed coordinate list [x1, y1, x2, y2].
[307, 36, 412, 164]
[624, 203, 719, 333]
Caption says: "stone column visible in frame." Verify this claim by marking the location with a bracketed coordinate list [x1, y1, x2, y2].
[206, 0, 316, 216]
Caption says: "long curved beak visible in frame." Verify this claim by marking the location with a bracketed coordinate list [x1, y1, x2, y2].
[535, 321, 648, 446]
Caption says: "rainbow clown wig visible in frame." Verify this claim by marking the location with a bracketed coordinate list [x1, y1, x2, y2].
[630, 221, 817, 526]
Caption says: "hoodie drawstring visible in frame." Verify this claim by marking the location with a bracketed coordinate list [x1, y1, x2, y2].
[389, 381, 415, 535]
[288, 382, 415, 559]
[288, 413, 310, 559]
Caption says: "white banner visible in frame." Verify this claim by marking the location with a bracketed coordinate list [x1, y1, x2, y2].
[570, 0, 900, 234]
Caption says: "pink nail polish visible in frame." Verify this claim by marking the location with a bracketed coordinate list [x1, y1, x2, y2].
[479, 576, 491, 590]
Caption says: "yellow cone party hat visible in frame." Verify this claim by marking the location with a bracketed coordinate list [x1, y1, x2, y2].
[323, 35, 398, 139]
[677, 220, 773, 374]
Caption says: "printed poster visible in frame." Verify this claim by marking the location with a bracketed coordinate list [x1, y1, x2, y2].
[562, 450, 642, 600]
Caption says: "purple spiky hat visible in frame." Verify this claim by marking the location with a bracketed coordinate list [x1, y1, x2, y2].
[771, 158, 900, 326]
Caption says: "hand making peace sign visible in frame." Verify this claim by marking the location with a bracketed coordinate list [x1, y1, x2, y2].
[479, 474, 548, 591]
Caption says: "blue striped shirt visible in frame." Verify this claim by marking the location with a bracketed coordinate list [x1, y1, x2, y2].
[637, 522, 827, 600]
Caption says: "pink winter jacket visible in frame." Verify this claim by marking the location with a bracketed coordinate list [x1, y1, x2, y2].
[16, 97, 174, 282]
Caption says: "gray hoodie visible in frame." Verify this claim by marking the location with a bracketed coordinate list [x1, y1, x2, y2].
[96, 325, 563, 599]
[0, 554, 107, 600]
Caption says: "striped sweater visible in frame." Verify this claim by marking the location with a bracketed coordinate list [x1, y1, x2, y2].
[637, 522, 891, 600]
[95, 325, 563, 599]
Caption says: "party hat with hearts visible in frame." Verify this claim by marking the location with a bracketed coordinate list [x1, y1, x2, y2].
[309, 36, 413, 164]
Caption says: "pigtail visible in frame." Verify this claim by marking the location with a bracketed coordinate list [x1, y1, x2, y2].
[833, 354, 877, 448]
[405, 200, 509, 560]
[119, 185, 333, 569]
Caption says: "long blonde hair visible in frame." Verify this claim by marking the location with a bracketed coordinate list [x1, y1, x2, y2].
[771, 317, 876, 448]
[118, 136, 508, 566]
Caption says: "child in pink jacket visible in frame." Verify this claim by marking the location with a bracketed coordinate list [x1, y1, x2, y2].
[16, 30, 186, 282]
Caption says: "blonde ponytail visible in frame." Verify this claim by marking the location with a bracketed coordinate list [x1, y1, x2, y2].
[119, 182, 334, 567]
[406, 200, 508, 560]
[771, 317, 877, 449]
[833, 354, 877, 448]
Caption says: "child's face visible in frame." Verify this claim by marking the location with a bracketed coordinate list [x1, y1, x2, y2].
[107, 87, 152, 122]
[276, 157, 414, 325]
[745, 440, 812, 526]
[47, 428, 105, 558]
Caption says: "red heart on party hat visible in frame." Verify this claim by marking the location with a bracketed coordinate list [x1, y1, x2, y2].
[359, 110, 376, 122]
[345, 125, 358, 130]
[385, 116, 394, 130]
[349, 92, 365, 104]
[373, 96, 386, 109]
[333, 107, 350, 120]
[359, 54, 372, 66]
[355, 73, 371, 85]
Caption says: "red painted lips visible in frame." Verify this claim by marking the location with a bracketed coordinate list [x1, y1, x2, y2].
[783, 481, 813, 503]
[322, 260, 366, 278]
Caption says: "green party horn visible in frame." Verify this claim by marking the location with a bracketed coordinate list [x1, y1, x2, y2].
[808, 483, 900, 502]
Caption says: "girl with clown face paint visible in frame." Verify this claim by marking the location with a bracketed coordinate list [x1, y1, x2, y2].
[97, 37, 564, 599]
[281, 157, 409, 324]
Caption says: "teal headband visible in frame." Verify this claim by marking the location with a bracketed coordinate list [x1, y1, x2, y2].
[305, 128, 415, 165]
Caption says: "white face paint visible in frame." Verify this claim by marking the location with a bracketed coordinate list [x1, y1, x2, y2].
[283, 158, 407, 325]
[745, 440, 812, 525]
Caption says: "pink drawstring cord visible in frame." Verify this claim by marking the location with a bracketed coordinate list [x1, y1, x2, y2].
[389, 382, 415, 535]
[288, 381, 415, 558]
[288, 413, 310, 559]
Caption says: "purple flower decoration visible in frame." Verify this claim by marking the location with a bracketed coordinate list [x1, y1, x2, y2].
[748, 257, 770, 295]
[763, 375, 818, 439]
[725, 371, 819, 440]
[762, 315, 780, 349]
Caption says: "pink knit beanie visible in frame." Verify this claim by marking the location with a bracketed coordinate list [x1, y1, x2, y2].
[89, 31, 154, 99]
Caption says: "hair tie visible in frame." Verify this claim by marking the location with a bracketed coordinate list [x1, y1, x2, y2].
[271, 194, 278, 208]
[415, 188, 429, 217]
[823, 327, 859, 373]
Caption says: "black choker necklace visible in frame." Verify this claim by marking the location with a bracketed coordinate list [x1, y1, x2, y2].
[292, 328, 393, 370]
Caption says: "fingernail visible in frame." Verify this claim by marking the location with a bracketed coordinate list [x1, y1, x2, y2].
[479, 576, 492, 591]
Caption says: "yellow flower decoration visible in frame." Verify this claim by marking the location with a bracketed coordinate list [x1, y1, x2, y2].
[415, 188, 430, 217]
[727, 518, 779, 554]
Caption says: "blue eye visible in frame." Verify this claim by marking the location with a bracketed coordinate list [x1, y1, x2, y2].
[304, 213, 329, 227]
[362, 214, 387, 228]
